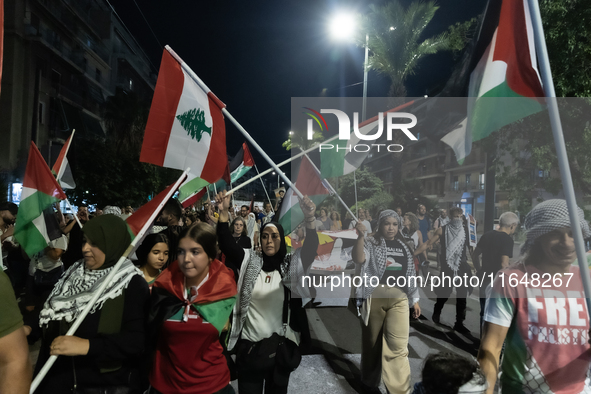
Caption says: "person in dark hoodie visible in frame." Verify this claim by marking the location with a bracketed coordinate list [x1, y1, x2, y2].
[147, 223, 237, 394]
[215, 191, 318, 394]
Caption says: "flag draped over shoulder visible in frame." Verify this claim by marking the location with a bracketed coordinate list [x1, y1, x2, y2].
[278, 156, 330, 234]
[14, 142, 67, 257]
[52, 130, 76, 189]
[440, 0, 544, 162]
[140, 48, 227, 205]
[320, 100, 420, 179]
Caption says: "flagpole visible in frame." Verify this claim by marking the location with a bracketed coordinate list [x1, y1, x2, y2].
[30, 169, 190, 394]
[527, 0, 591, 307]
[164, 45, 304, 199]
[254, 165, 275, 214]
[299, 149, 358, 222]
[56, 129, 76, 179]
[353, 170, 359, 218]
[63, 198, 83, 229]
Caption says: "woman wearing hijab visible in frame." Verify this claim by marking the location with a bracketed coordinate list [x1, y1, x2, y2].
[135, 233, 169, 291]
[215, 191, 318, 394]
[27, 215, 149, 394]
[352, 210, 421, 394]
[147, 223, 237, 394]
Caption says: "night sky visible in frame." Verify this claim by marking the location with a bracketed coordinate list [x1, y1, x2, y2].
[107, 0, 487, 171]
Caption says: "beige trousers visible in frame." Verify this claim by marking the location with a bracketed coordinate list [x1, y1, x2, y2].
[360, 286, 411, 394]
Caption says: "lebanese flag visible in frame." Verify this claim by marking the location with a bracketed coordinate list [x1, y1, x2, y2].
[14, 142, 67, 257]
[278, 156, 330, 234]
[52, 130, 76, 189]
[140, 47, 227, 202]
[440, 0, 545, 163]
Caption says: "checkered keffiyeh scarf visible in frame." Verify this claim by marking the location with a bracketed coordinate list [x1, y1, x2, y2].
[445, 219, 466, 275]
[227, 248, 310, 351]
[521, 199, 591, 255]
[38, 259, 141, 326]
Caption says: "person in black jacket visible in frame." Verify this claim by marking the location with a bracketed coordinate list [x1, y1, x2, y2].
[25, 215, 149, 394]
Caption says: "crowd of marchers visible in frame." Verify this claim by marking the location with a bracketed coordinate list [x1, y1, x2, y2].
[1, 196, 590, 394]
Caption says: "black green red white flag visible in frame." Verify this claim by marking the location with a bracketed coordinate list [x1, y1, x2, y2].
[14, 142, 67, 257]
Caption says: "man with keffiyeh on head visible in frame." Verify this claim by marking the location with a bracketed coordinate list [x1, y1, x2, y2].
[477, 199, 591, 394]
[416, 207, 472, 335]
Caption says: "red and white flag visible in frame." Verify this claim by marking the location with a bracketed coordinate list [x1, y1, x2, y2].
[52, 130, 76, 189]
[140, 48, 227, 200]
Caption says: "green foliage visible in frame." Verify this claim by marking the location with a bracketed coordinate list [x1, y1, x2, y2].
[337, 168, 383, 207]
[176, 108, 212, 142]
[282, 130, 324, 151]
[360, 1, 474, 97]
[356, 191, 395, 216]
[541, 0, 591, 97]
[68, 88, 180, 208]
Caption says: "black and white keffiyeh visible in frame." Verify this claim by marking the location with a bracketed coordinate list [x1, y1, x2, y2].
[521, 199, 591, 255]
[354, 210, 417, 303]
[38, 259, 141, 326]
[445, 218, 466, 275]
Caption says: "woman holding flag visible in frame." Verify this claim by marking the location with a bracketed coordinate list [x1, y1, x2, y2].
[215, 191, 318, 394]
[147, 223, 237, 394]
[352, 210, 421, 394]
[27, 214, 149, 394]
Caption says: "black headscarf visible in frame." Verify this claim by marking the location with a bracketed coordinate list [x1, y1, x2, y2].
[260, 222, 287, 272]
[82, 214, 132, 270]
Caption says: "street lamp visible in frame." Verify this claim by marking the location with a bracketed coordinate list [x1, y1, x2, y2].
[329, 12, 369, 121]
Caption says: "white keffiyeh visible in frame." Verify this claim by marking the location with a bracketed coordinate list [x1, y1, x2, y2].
[445, 218, 466, 275]
[38, 259, 141, 326]
[521, 199, 591, 254]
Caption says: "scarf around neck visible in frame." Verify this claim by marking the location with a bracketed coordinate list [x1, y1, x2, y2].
[445, 219, 466, 275]
[39, 259, 141, 326]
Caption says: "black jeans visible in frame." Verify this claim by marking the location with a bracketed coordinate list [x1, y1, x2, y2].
[148, 383, 235, 394]
[237, 364, 288, 394]
[433, 284, 468, 324]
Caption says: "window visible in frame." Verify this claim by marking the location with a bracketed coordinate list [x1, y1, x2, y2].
[95, 68, 101, 83]
[465, 173, 471, 189]
[479, 172, 485, 189]
[452, 176, 459, 191]
[128, 78, 134, 91]
[38, 102, 45, 124]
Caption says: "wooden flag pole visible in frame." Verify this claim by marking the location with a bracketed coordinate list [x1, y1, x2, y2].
[164, 45, 304, 199]
[30, 169, 190, 393]
[527, 0, 591, 307]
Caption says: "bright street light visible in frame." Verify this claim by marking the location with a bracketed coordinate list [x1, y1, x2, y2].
[329, 13, 356, 41]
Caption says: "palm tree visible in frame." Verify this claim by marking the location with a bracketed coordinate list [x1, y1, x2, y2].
[360, 1, 452, 97]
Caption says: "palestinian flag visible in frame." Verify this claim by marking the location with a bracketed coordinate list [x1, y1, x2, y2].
[440, 0, 544, 162]
[140, 47, 227, 205]
[278, 156, 330, 234]
[126, 175, 187, 239]
[14, 142, 67, 257]
[52, 130, 76, 189]
[320, 100, 421, 179]
[208, 142, 255, 193]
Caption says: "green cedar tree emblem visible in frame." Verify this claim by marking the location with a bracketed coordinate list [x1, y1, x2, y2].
[176, 108, 212, 142]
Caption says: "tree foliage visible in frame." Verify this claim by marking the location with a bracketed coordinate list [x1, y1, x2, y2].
[492, 0, 591, 211]
[359, 1, 476, 97]
[337, 168, 383, 207]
